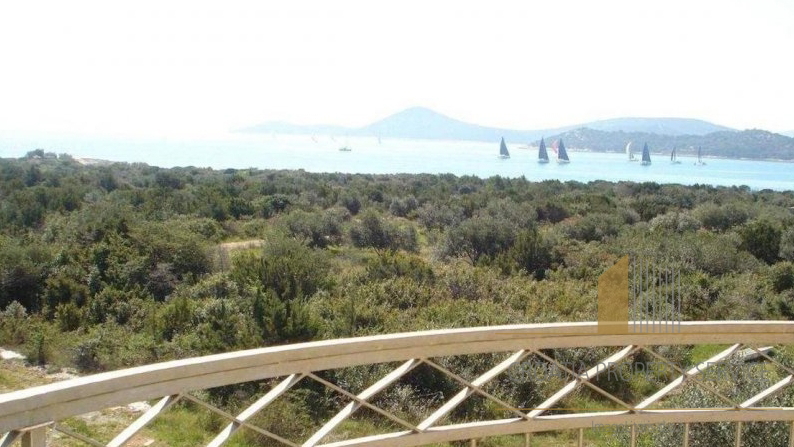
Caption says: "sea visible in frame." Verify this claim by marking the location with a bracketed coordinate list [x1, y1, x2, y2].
[1, 132, 792, 191]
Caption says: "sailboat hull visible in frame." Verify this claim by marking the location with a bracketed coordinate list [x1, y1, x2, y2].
[538, 159, 549, 164]
[641, 161, 651, 166]
[557, 159, 570, 164]
[498, 155, 510, 159]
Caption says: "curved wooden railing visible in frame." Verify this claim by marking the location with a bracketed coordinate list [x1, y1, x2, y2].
[1, 321, 793, 446]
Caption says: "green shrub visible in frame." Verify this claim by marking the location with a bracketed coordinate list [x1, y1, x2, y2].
[739, 219, 782, 264]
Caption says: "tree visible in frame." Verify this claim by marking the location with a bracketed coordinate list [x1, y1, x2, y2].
[780, 226, 794, 261]
[739, 219, 781, 264]
[442, 216, 516, 264]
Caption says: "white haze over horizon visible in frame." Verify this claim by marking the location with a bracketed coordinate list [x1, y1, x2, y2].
[1, 0, 792, 139]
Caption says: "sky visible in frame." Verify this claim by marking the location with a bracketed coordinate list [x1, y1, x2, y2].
[1, 0, 792, 137]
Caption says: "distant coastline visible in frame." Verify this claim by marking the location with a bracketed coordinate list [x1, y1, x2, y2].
[564, 147, 794, 163]
[240, 107, 794, 162]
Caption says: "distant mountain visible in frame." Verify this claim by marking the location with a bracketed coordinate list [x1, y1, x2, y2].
[782, 130, 794, 138]
[573, 117, 732, 135]
[238, 107, 733, 141]
[544, 128, 794, 160]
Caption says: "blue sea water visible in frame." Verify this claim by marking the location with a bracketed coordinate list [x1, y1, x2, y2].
[1, 132, 792, 191]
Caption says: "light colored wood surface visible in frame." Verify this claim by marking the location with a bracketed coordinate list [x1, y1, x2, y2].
[0, 321, 793, 445]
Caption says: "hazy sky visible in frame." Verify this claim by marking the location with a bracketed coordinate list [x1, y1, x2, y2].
[1, 0, 792, 137]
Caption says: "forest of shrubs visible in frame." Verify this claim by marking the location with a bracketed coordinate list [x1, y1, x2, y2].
[1, 151, 793, 446]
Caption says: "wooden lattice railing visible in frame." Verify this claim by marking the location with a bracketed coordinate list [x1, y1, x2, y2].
[1, 321, 793, 446]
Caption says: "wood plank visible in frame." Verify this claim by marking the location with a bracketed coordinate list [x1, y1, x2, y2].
[108, 394, 180, 447]
[528, 345, 635, 418]
[317, 409, 794, 447]
[0, 322, 793, 433]
[636, 344, 741, 410]
[303, 360, 419, 447]
[21, 427, 46, 447]
[740, 375, 793, 408]
[208, 374, 303, 447]
[417, 351, 529, 431]
[0, 431, 20, 447]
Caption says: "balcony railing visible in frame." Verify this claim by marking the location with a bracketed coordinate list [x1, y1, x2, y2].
[1, 321, 793, 446]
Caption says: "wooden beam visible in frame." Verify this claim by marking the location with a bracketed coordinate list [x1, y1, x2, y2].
[418, 351, 529, 430]
[306, 373, 416, 432]
[208, 374, 303, 447]
[636, 344, 741, 410]
[735, 422, 742, 447]
[20, 427, 45, 447]
[0, 431, 20, 447]
[789, 420, 793, 447]
[531, 349, 632, 411]
[641, 347, 740, 409]
[53, 424, 103, 447]
[181, 394, 297, 447]
[1, 322, 793, 434]
[740, 375, 793, 408]
[303, 361, 420, 447]
[317, 409, 794, 447]
[528, 345, 636, 418]
[683, 422, 689, 447]
[108, 394, 181, 447]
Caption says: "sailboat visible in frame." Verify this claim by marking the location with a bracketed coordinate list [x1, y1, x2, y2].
[339, 135, 352, 152]
[670, 147, 681, 164]
[538, 137, 549, 163]
[641, 142, 652, 165]
[626, 142, 638, 161]
[557, 139, 570, 164]
[498, 137, 510, 159]
[695, 146, 706, 165]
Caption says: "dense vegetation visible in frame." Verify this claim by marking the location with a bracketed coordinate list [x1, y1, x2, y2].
[546, 127, 794, 160]
[1, 151, 793, 446]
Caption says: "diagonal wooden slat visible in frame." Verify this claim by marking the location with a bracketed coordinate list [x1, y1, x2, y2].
[641, 347, 741, 409]
[208, 374, 304, 447]
[181, 393, 298, 447]
[108, 394, 181, 447]
[4, 321, 794, 435]
[737, 346, 773, 361]
[530, 349, 633, 411]
[303, 360, 421, 447]
[528, 345, 638, 418]
[53, 423, 104, 447]
[305, 373, 416, 432]
[636, 343, 741, 410]
[740, 375, 793, 408]
[0, 431, 21, 447]
[0, 321, 793, 447]
[748, 346, 794, 377]
[418, 352, 531, 430]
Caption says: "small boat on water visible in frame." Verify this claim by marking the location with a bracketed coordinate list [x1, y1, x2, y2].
[695, 146, 706, 165]
[538, 137, 549, 163]
[670, 147, 681, 164]
[641, 142, 652, 165]
[626, 142, 638, 162]
[498, 137, 510, 159]
[338, 147, 352, 152]
[557, 139, 570, 164]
